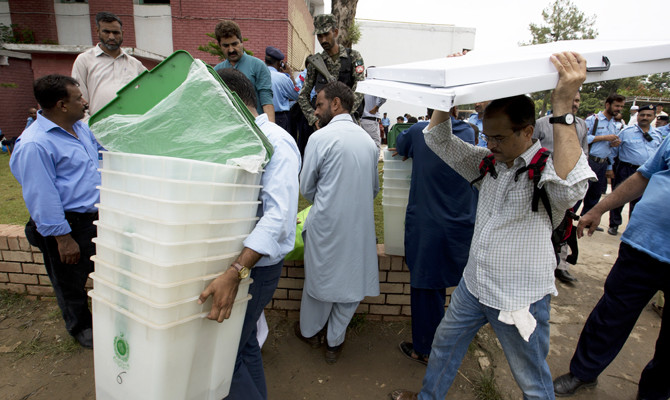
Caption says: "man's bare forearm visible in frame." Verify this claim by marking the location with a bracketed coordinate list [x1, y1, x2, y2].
[590, 172, 649, 214]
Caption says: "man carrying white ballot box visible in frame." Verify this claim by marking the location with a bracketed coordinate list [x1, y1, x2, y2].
[391, 52, 595, 400]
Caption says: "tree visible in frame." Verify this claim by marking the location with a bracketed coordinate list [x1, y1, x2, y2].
[331, 0, 360, 48]
[526, 0, 597, 116]
[197, 33, 253, 62]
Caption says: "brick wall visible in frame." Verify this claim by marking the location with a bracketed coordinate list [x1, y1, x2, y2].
[8, 0, 58, 44]
[0, 57, 35, 140]
[88, 0, 137, 48]
[0, 225, 442, 320]
[171, 0, 300, 67]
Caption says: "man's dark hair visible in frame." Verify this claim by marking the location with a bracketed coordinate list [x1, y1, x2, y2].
[484, 95, 536, 131]
[215, 20, 242, 42]
[407, 116, 418, 123]
[605, 93, 625, 105]
[264, 56, 279, 66]
[321, 81, 354, 113]
[96, 12, 122, 27]
[426, 108, 434, 118]
[33, 74, 79, 110]
[217, 69, 258, 109]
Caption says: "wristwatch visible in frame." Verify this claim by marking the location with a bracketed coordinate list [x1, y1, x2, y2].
[231, 262, 250, 280]
[549, 113, 575, 125]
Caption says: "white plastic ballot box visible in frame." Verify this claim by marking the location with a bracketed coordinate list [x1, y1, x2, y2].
[357, 40, 670, 111]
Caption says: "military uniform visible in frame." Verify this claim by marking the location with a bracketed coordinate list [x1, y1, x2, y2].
[298, 14, 365, 127]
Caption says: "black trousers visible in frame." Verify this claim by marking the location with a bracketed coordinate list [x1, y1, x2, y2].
[410, 286, 447, 356]
[274, 111, 291, 134]
[580, 157, 608, 216]
[609, 162, 641, 227]
[25, 213, 97, 337]
[570, 242, 669, 399]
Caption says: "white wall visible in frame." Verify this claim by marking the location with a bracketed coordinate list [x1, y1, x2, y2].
[134, 4, 172, 57]
[0, 2, 11, 27]
[353, 19, 475, 121]
[54, 2, 92, 46]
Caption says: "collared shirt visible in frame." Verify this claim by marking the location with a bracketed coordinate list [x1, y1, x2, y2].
[10, 112, 104, 237]
[533, 115, 589, 155]
[656, 124, 670, 140]
[468, 113, 487, 147]
[362, 94, 386, 119]
[243, 114, 301, 266]
[613, 125, 663, 166]
[621, 136, 670, 263]
[381, 117, 390, 127]
[585, 111, 619, 166]
[25, 117, 35, 130]
[71, 44, 147, 117]
[215, 53, 273, 115]
[267, 66, 299, 113]
[424, 118, 594, 311]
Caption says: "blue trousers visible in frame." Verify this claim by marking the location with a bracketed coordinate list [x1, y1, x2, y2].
[581, 157, 608, 216]
[225, 261, 283, 400]
[410, 287, 447, 356]
[419, 280, 554, 400]
[570, 243, 669, 400]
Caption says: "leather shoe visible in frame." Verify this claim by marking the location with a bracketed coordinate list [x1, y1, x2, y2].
[608, 226, 618, 235]
[594, 226, 604, 232]
[74, 328, 93, 349]
[555, 269, 577, 283]
[325, 343, 344, 364]
[294, 321, 321, 349]
[554, 373, 597, 396]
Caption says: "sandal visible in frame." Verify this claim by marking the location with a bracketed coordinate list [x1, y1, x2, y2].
[389, 389, 418, 400]
[398, 341, 429, 365]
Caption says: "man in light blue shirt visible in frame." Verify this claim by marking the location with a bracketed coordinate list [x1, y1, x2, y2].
[214, 20, 275, 122]
[554, 132, 670, 400]
[607, 105, 662, 235]
[468, 101, 489, 147]
[381, 112, 391, 140]
[264, 46, 299, 133]
[360, 92, 386, 152]
[656, 115, 669, 139]
[580, 94, 625, 218]
[199, 68, 300, 400]
[10, 74, 104, 349]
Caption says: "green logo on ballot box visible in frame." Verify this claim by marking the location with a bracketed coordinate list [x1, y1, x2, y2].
[114, 333, 129, 368]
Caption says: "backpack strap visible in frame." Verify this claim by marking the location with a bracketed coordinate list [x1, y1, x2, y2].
[470, 153, 497, 186]
[514, 148, 553, 223]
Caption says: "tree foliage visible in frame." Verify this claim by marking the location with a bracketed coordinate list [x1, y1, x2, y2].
[527, 0, 597, 45]
[331, 0, 360, 48]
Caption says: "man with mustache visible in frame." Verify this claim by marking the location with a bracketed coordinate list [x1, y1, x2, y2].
[10, 75, 105, 349]
[71, 12, 146, 118]
[297, 14, 365, 141]
[214, 20, 275, 122]
[296, 81, 379, 364]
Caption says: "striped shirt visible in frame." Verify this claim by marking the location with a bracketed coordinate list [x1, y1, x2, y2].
[424, 118, 594, 311]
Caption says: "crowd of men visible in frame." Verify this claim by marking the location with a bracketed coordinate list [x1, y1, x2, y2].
[6, 9, 669, 400]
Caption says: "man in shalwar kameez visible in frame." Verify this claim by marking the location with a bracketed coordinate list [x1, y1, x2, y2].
[297, 81, 380, 364]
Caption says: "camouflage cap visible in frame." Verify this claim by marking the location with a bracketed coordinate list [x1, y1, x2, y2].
[313, 14, 337, 35]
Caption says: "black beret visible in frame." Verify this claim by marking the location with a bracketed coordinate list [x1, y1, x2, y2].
[639, 104, 655, 112]
[657, 115, 669, 121]
[265, 46, 284, 61]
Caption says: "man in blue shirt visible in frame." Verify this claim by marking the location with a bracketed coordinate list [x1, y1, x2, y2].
[395, 107, 478, 365]
[468, 101, 489, 147]
[214, 20, 275, 122]
[606, 105, 662, 235]
[10, 75, 104, 349]
[381, 112, 391, 142]
[656, 115, 669, 139]
[264, 46, 299, 133]
[581, 94, 625, 219]
[199, 68, 300, 400]
[554, 133, 670, 400]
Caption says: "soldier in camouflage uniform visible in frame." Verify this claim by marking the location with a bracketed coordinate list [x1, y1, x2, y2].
[298, 14, 365, 134]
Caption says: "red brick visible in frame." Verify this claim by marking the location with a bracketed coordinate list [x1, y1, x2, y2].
[361, 294, 385, 304]
[287, 289, 302, 300]
[9, 273, 38, 285]
[0, 261, 22, 273]
[8, 0, 58, 44]
[286, 267, 304, 278]
[380, 283, 404, 294]
[27, 285, 55, 296]
[387, 271, 410, 283]
[2, 251, 33, 263]
[272, 288, 288, 300]
[272, 299, 301, 310]
[369, 305, 401, 315]
[22, 263, 46, 275]
[0, 282, 26, 293]
[0, 236, 8, 250]
[277, 278, 304, 290]
[6, 237, 20, 251]
[18, 237, 32, 252]
[386, 294, 411, 305]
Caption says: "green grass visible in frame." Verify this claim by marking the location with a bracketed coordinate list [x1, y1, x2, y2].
[0, 152, 29, 225]
[472, 370, 506, 400]
[1, 152, 387, 243]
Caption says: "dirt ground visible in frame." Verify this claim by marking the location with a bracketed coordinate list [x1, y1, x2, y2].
[0, 206, 663, 400]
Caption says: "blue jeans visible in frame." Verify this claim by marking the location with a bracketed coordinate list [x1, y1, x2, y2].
[419, 280, 554, 400]
[225, 261, 283, 400]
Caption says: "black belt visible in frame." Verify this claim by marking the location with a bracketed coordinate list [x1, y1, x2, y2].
[589, 155, 609, 164]
[618, 161, 640, 170]
[64, 211, 98, 225]
[361, 116, 380, 122]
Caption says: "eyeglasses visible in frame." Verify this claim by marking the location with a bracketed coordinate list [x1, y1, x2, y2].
[482, 127, 528, 145]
